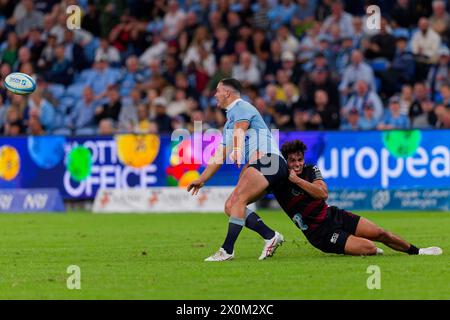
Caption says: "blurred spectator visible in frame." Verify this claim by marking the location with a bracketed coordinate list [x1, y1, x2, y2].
[3, 107, 25, 136]
[291, 0, 316, 38]
[321, 0, 354, 38]
[280, 51, 302, 85]
[28, 90, 55, 132]
[212, 26, 234, 64]
[429, 0, 450, 43]
[363, 18, 396, 61]
[434, 104, 450, 128]
[376, 29, 415, 97]
[390, 0, 417, 29]
[98, 118, 116, 135]
[81, 2, 101, 37]
[232, 51, 261, 87]
[163, 0, 186, 41]
[267, 0, 297, 31]
[65, 86, 98, 136]
[152, 97, 172, 133]
[167, 89, 189, 117]
[95, 38, 121, 66]
[301, 67, 340, 112]
[251, 0, 271, 30]
[339, 50, 376, 99]
[44, 44, 73, 85]
[86, 57, 120, 96]
[164, 55, 182, 86]
[95, 87, 122, 125]
[399, 84, 414, 115]
[298, 21, 321, 65]
[63, 30, 89, 72]
[205, 55, 233, 96]
[276, 24, 300, 54]
[37, 34, 57, 72]
[358, 104, 379, 130]
[249, 28, 270, 66]
[411, 17, 441, 79]
[119, 55, 146, 97]
[133, 104, 152, 133]
[378, 96, 410, 130]
[411, 99, 437, 128]
[427, 46, 450, 100]
[254, 97, 275, 128]
[14, 46, 33, 72]
[408, 82, 430, 120]
[303, 90, 340, 130]
[343, 79, 384, 121]
[340, 108, 360, 130]
[438, 83, 450, 106]
[351, 16, 364, 49]
[0, 32, 19, 67]
[183, 27, 216, 77]
[335, 35, 354, 74]
[26, 27, 45, 63]
[27, 114, 45, 135]
[14, 0, 44, 38]
[264, 40, 283, 83]
[139, 33, 168, 67]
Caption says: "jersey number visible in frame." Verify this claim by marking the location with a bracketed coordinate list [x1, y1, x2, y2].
[293, 213, 308, 231]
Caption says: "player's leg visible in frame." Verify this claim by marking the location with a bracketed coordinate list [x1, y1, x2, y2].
[344, 235, 378, 255]
[220, 167, 270, 255]
[205, 167, 271, 261]
[355, 217, 443, 255]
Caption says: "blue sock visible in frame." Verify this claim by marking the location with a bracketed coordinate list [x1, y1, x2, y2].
[245, 208, 276, 240]
[222, 217, 245, 254]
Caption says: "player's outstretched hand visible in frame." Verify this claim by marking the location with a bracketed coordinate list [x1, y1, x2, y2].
[187, 179, 205, 195]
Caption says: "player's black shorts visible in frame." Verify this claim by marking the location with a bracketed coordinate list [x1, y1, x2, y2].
[248, 153, 288, 192]
[306, 206, 361, 254]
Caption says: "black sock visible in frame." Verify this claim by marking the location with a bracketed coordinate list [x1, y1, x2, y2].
[245, 209, 276, 240]
[222, 217, 244, 254]
[407, 244, 419, 255]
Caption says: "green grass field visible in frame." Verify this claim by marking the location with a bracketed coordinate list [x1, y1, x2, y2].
[0, 210, 448, 300]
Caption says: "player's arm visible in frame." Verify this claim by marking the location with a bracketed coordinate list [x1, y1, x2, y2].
[187, 144, 226, 195]
[230, 121, 249, 168]
[288, 170, 328, 200]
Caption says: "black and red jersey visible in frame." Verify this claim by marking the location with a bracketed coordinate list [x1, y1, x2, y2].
[272, 164, 328, 234]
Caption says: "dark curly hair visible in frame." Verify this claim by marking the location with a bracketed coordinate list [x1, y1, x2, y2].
[281, 140, 307, 159]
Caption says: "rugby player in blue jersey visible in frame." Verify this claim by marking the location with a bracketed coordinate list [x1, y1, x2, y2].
[187, 78, 288, 261]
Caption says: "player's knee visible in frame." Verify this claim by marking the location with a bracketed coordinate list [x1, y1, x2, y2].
[224, 199, 233, 216]
[374, 228, 388, 241]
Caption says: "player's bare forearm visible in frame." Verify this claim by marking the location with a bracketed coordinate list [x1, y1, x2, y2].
[199, 145, 226, 183]
[298, 179, 328, 200]
[198, 162, 222, 183]
[233, 121, 249, 150]
[289, 171, 328, 200]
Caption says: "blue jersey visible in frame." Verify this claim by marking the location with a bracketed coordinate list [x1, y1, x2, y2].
[221, 99, 282, 163]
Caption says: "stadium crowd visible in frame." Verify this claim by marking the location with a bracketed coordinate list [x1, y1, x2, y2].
[0, 0, 450, 136]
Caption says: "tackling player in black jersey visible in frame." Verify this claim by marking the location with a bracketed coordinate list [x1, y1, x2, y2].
[272, 140, 442, 256]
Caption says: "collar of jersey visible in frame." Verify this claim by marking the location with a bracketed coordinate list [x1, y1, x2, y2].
[225, 98, 242, 112]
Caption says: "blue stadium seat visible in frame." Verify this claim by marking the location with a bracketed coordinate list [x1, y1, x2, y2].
[84, 37, 100, 64]
[65, 83, 85, 99]
[370, 58, 390, 72]
[47, 84, 66, 100]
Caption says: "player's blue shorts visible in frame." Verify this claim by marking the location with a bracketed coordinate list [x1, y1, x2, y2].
[248, 153, 289, 192]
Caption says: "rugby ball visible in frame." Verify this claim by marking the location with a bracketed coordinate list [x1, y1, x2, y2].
[4, 72, 36, 95]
